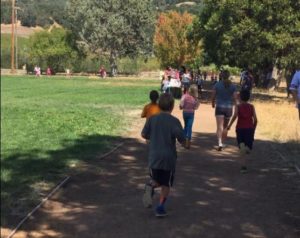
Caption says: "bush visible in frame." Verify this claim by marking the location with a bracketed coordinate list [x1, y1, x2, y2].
[0, 34, 30, 69]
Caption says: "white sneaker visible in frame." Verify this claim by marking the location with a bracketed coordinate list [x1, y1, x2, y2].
[142, 184, 153, 208]
[239, 143, 248, 155]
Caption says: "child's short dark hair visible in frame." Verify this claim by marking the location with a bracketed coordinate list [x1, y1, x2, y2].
[159, 93, 174, 111]
[240, 89, 251, 101]
[149, 90, 159, 103]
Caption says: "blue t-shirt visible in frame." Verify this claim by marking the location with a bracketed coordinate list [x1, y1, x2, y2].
[290, 70, 300, 99]
[213, 81, 236, 108]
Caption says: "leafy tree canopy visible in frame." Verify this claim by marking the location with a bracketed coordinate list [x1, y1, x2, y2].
[66, 0, 156, 76]
[29, 27, 78, 72]
[191, 0, 300, 72]
[154, 11, 202, 68]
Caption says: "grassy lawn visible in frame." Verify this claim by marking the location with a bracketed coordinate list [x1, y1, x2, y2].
[1, 75, 159, 226]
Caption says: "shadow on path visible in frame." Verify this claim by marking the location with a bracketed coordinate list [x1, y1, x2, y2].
[8, 131, 300, 238]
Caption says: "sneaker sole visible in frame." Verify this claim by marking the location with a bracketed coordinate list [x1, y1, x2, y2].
[142, 185, 152, 208]
[217, 146, 223, 151]
[155, 213, 167, 217]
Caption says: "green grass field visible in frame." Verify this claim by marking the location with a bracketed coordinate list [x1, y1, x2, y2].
[1, 75, 159, 225]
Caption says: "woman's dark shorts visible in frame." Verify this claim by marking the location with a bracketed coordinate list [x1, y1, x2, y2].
[150, 169, 175, 187]
[215, 107, 233, 119]
[236, 128, 255, 150]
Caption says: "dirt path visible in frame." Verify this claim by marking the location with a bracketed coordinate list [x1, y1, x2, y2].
[6, 102, 300, 238]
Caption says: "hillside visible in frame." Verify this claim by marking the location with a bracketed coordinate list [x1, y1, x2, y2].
[1, 0, 203, 27]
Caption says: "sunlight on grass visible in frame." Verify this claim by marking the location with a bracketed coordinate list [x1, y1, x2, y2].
[254, 101, 300, 142]
[1, 75, 158, 226]
[253, 89, 300, 164]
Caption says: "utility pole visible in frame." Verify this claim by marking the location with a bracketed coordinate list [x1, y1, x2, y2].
[15, 7, 21, 70]
[11, 0, 16, 73]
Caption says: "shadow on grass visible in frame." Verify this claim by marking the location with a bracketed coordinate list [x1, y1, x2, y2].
[2, 132, 299, 238]
[1, 134, 123, 227]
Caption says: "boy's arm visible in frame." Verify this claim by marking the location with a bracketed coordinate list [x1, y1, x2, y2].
[211, 88, 216, 108]
[174, 120, 186, 146]
[252, 106, 258, 129]
[233, 91, 238, 105]
[227, 105, 238, 130]
[194, 98, 200, 110]
[141, 105, 147, 118]
[141, 119, 151, 139]
[179, 95, 185, 110]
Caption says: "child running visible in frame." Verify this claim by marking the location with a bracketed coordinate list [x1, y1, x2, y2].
[141, 93, 185, 217]
[141, 90, 161, 119]
[179, 84, 200, 149]
[227, 90, 258, 173]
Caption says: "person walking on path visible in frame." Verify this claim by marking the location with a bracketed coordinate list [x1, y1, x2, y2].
[141, 90, 161, 120]
[289, 69, 300, 120]
[227, 90, 258, 173]
[211, 70, 238, 151]
[241, 70, 255, 93]
[141, 93, 185, 217]
[179, 85, 200, 149]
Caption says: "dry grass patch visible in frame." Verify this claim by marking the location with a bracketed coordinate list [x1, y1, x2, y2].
[252, 90, 300, 165]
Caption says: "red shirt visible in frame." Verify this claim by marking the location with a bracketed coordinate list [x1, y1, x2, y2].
[236, 103, 255, 129]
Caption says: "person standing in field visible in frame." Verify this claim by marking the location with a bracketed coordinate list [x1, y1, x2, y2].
[289, 69, 300, 120]
[141, 93, 185, 217]
[99, 65, 107, 78]
[211, 70, 238, 151]
[46, 66, 52, 76]
[179, 85, 200, 149]
[141, 90, 161, 120]
[227, 90, 258, 173]
[34, 65, 41, 77]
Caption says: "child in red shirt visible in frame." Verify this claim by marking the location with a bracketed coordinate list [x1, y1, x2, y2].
[227, 90, 258, 173]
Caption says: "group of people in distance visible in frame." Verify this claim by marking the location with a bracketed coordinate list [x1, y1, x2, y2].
[141, 69, 258, 217]
[161, 66, 209, 98]
[34, 66, 53, 76]
[33, 65, 107, 78]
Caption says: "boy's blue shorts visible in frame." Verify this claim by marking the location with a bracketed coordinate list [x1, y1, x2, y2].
[236, 128, 255, 150]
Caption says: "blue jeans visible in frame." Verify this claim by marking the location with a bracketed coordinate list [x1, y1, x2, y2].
[183, 112, 194, 140]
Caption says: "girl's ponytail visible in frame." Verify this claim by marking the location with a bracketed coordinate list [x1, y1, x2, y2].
[222, 70, 231, 88]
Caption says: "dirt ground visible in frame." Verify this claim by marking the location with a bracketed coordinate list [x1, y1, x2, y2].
[1, 23, 42, 38]
[2, 96, 300, 238]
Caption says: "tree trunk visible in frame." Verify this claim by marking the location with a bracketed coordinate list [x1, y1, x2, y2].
[109, 50, 117, 77]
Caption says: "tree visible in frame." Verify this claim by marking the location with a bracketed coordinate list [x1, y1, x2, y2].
[1, 1, 11, 24]
[154, 11, 202, 68]
[66, 0, 156, 76]
[17, 0, 67, 27]
[29, 27, 78, 73]
[192, 0, 300, 84]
